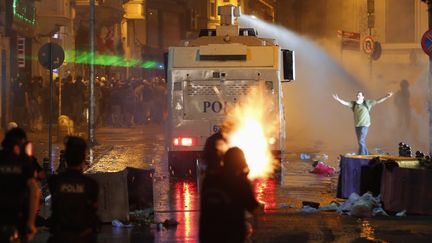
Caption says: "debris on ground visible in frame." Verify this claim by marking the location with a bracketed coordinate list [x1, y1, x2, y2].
[44, 195, 51, 205]
[337, 192, 388, 217]
[396, 210, 407, 217]
[300, 153, 311, 160]
[302, 201, 320, 209]
[163, 219, 179, 227]
[129, 208, 154, 225]
[310, 161, 336, 176]
[312, 154, 328, 162]
[318, 201, 340, 212]
[298, 205, 318, 213]
[130, 208, 154, 219]
[155, 219, 179, 229]
[278, 203, 296, 209]
[112, 219, 133, 228]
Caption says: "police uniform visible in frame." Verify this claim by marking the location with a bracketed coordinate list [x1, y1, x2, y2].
[0, 149, 35, 241]
[48, 169, 99, 243]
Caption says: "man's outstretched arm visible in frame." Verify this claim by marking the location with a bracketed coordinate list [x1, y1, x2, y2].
[332, 94, 351, 107]
[376, 92, 393, 104]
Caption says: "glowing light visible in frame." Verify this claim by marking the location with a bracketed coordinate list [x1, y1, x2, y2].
[173, 137, 196, 147]
[268, 137, 276, 145]
[142, 60, 157, 69]
[64, 50, 161, 69]
[13, 0, 36, 25]
[223, 86, 279, 179]
[250, 15, 257, 19]
[181, 138, 194, 146]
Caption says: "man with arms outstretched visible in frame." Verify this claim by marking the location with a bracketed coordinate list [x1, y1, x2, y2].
[333, 91, 393, 155]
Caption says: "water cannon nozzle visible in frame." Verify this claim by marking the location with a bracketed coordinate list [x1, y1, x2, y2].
[218, 5, 241, 26]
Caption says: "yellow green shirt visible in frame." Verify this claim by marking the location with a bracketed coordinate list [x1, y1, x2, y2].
[348, 100, 377, 127]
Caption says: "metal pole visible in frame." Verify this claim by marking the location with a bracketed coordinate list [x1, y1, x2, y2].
[369, 28, 372, 81]
[59, 74, 62, 116]
[368, 0, 374, 81]
[428, 1, 432, 155]
[49, 43, 53, 167]
[89, 0, 96, 146]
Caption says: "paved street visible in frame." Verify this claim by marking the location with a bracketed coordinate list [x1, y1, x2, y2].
[28, 126, 432, 243]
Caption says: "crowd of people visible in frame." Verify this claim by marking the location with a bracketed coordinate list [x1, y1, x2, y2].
[11, 75, 167, 131]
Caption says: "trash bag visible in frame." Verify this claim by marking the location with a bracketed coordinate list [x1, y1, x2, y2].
[338, 192, 385, 218]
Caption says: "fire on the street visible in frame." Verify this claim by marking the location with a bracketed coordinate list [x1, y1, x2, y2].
[223, 86, 279, 179]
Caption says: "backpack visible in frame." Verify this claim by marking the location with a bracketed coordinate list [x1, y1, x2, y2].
[352, 101, 369, 111]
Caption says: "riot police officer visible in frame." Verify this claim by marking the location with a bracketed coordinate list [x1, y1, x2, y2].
[48, 136, 99, 243]
[0, 128, 40, 242]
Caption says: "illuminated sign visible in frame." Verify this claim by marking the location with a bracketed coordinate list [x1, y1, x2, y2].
[13, 0, 36, 25]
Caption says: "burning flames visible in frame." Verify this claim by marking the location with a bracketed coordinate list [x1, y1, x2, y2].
[223, 85, 279, 179]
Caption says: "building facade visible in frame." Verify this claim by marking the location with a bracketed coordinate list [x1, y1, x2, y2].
[277, 0, 428, 65]
[0, 0, 37, 127]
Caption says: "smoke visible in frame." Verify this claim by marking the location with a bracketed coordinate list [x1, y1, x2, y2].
[238, 15, 429, 160]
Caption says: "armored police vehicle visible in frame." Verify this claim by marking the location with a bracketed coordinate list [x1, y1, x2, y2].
[165, 5, 295, 176]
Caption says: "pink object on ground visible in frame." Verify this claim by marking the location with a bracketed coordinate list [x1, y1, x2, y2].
[310, 162, 336, 175]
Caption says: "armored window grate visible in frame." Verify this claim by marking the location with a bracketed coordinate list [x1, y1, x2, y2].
[186, 83, 251, 96]
[225, 84, 250, 96]
[187, 84, 221, 96]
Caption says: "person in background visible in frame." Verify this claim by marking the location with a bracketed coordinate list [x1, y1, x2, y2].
[333, 91, 393, 155]
[72, 76, 86, 128]
[12, 78, 28, 127]
[201, 131, 226, 176]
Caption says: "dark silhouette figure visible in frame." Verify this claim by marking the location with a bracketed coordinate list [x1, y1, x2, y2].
[200, 147, 259, 243]
[12, 79, 28, 126]
[48, 137, 99, 243]
[62, 75, 74, 119]
[394, 79, 411, 137]
[0, 128, 40, 242]
[72, 76, 86, 127]
[202, 131, 226, 175]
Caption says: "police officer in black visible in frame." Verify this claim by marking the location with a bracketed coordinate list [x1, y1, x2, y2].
[48, 136, 99, 243]
[0, 128, 40, 242]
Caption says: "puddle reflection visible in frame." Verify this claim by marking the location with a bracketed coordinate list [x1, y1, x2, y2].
[174, 181, 198, 241]
[253, 179, 277, 209]
[359, 219, 388, 243]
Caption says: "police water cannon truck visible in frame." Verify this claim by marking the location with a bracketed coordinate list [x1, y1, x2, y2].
[166, 5, 295, 177]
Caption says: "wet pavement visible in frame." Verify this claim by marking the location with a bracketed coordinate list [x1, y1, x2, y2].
[29, 126, 432, 243]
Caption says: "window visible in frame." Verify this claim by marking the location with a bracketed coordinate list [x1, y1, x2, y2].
[210, 0, 216, 18]
[385, 0, 415, 43]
